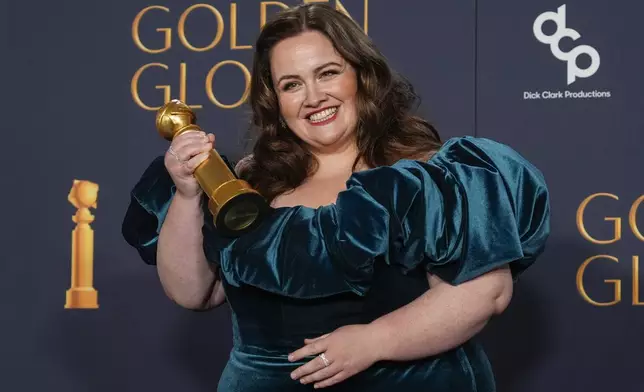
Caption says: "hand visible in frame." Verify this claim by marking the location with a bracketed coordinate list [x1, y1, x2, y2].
[164, 131, 215, 198]
[288, 324, 382, 388]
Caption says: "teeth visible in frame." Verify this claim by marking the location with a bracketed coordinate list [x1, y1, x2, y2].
[308, 107, 338, 123]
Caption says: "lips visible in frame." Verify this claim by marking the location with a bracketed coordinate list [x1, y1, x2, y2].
[306, 106, 339, 123]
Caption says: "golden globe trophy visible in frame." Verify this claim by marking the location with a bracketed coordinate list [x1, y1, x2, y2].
[65, 179, 99, 310]
[156, 99, 268, 236]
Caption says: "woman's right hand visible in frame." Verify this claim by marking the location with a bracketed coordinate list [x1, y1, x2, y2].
[164, 131, 215, 198]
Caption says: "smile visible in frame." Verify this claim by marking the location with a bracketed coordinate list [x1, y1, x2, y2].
[307, 107, 339, 125]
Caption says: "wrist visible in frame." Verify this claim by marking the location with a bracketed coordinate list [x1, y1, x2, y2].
[174, 190, 203, 204]
[366, 320, 396, 362]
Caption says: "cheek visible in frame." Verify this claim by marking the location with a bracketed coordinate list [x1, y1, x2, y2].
[336, 81, 358, 119]
[331, 76, 358, 107]
[341, 71, 358, 95]
[278, 94, 302, 120]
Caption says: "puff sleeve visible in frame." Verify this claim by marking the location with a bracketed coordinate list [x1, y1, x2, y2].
[122, 156, 191, 265]
[359, 136, 551, 285]
[122, 137, 550, 299]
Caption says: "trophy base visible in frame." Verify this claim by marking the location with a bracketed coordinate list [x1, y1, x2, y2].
[65, 287, 99, 309]
[209, 180, 269, 237]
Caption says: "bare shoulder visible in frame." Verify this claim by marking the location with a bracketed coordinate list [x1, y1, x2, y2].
[270, 188, 298, 208]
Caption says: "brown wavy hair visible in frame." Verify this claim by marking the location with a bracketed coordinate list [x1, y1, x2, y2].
[238, 3, 442, 203]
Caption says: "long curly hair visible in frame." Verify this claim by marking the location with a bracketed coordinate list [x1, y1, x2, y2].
[238, 3, 442, 203]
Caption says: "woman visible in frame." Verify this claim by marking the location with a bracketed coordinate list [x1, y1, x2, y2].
[122, 4, 550, 391]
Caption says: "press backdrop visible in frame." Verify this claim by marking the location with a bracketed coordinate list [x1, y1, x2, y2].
[3, 0, 643, 391]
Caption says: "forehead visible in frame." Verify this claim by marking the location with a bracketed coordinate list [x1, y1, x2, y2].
[270, 31, 342, 78]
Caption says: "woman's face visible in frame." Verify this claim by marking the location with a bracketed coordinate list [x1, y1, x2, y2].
[270, 30, 358, 154]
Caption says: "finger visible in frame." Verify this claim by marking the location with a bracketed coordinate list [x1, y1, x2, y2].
[313, 371, 348, 389]
[172, 130, 208, 146]
[184, 151, 210, 173]
[172, 132, 209, 150]
[172, 138, 212, 162]
[304, 334, 330, 344]
[299, 364, 341, 385]
[290, 355, 330, 380]
[289, 341, 326, 362]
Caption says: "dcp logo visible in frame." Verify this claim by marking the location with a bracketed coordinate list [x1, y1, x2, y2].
[533, 4, 600, 85]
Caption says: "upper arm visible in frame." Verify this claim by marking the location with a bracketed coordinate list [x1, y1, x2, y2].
[427, 265, 514, 314]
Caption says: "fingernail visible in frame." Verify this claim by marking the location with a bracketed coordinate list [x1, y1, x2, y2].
[290, 373, 296, 379]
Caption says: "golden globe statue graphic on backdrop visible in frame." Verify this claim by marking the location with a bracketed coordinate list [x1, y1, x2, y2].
[65, 179, 99, 310]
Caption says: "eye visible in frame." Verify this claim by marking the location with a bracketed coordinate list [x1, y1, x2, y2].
[320, 69, 339, 79]
[282, 81, 300, 91]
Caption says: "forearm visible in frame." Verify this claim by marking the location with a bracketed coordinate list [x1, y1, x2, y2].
[369, 267, 513, 362]
[157, 192, 219, 309]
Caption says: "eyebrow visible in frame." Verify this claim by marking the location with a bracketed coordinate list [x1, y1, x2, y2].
[276, 61, 343, 85]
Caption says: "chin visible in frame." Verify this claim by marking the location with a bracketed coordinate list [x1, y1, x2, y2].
[312, 137, 346, 149]
[306, 125, 350, 145]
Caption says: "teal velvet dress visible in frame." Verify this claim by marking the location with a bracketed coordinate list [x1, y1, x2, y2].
[122, 137, 550, 391]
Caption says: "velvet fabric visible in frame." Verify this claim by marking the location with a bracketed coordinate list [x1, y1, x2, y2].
[122, 136, 550, 391]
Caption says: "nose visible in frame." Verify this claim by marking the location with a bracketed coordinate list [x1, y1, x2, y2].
[303, 82, 326, 107]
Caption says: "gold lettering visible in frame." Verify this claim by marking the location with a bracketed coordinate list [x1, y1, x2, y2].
[230, 3, 252, 50]
[576, 255, 621, 306]
[633, 256, 643, 305]
[362, 0, 369, 35]
[179, 63, 202, 110]
[629, 195, 644, 242]
[205, 61, 251, 109]
[576, 193, 621, 244]
[131, 63, 170, 111]
[178, 4, 224, 52]
[132, 6, 171, 54]
[260, 2, 289, 28]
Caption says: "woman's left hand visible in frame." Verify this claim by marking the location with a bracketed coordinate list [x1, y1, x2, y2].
[288, 324, 382, 388]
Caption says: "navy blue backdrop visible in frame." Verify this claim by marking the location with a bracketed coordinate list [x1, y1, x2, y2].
[3, 1, 643, 391]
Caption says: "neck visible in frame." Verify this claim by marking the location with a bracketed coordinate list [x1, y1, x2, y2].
[309, 141, 364, 179]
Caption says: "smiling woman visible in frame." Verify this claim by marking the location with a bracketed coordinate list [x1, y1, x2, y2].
[122, 3, 550, 392]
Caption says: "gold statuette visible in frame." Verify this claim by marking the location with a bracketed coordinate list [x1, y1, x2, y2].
[65, 180, 99, 310]
[156, 99, 268, 236]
